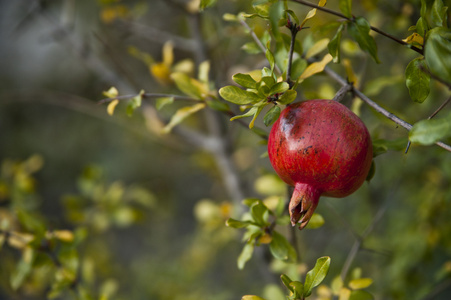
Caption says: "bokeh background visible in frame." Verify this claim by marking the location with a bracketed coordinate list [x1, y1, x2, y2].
[0, 0, 450, 299]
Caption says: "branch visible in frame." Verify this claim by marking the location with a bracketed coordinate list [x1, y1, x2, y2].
[290, 0, 424, 55]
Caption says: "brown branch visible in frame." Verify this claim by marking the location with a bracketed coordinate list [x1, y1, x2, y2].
[290, 0, 424, 55]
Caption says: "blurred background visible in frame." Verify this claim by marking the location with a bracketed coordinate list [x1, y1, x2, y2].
[0, 0, 450, 299]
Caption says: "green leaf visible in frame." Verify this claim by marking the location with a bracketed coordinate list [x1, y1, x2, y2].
[251, 201, 269, 226]
[405, 58, 430, 103]
[269, 82, 289, 95]
[339, 0, 352, 18]
[349, 278, 373, 290]
[126, 91, 143, 116]
[280, 274, 294, 292]
[269, 231, 297, 262]
[425, 27, 451, 84]
[348, 17, 380, 63]
[11, 247, 35, 290]
[238, 242, 254, 269]
[303, 256, 331, 297]
[156, 97, 174, 110]
[242, 42, 262, 54]
[253, 2, 271, 18]
[161, 103, 206, 134]
[289, 281, 304, 297]
[233, 73, 258, 89]
[409, 114, 451, 145]
[290, 58, 308, 80]
[329, 23, 345, 63]
[366, 160, 376, 182]
[263, 105, 281, 127]
[200, 0, 217, 11]
[277, 90, 297, 105]
[266, 49, 276, 72]
[241, 296, 266, 300]
[349, 290, 374, 300]
[430, 0, 448, 28]
[226, 218, 254, 228]
[219, 86, 261, 104]
[171, 73, 203, 99]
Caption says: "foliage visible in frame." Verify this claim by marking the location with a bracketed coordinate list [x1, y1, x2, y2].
[1, 0, 451, 299]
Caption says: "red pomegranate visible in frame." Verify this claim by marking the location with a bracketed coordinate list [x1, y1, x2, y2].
[268, 100, 373, 229]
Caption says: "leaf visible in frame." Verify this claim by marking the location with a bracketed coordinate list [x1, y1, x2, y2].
[339, 0, 352, 18]
[290, 58, 308, 79]
[107, 99, 119, 116]
[278, 90, 297, 105]
[233, 73, 258, 89]
[409, 114, 451, 145]
[430, 0, 448, 27]
[349, 290, 374, 300]
[219, 86, 261, 104]
[266, 49, 275, 72]
[198, 60, 210, 84]
[162, 41, 174, 67]
[403, 33, 424, 46]
[250, 201, 269, 226]
[306, 38, 330, 59]
[238, 242, 254, 270]
[348, 17, 380, 63]
[171, 72, 205, 99]
[300, 0, 327, 28]
[269, 231, 297, 262]
[304, 256, 331, 297]
[200, 0, 217, 10]
[329, 23, 345, 62]
[263, 105, 281, 127]
[242, 42, 262, 54]
[425, 27, 451, 84]
[161, 103, 206, 134]
[280, 274, 294, 292]
[269, 82, 289, 95]
[349, 278, 373, 290]
[126, 91, 143, 116]
[11, 247, 35, 290]
[299, 54, 333, 80]
[226, 218, 254, 228]
[405, 58, 430, 103]
[102, 86, 118, 98]
[289, 281, 304, 297]
[156, 97, 174, 110]
[241, 296, 266, 300]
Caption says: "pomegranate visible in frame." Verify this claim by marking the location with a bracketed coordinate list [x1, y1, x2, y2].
[268, 100, 373, 229]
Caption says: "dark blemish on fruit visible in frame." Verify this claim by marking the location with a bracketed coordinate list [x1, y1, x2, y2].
[303, 146, 313, 154]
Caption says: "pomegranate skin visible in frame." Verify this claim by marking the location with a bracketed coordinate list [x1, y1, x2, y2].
[268, 100, 373, 229]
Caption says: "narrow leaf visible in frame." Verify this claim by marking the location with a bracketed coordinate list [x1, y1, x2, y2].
[107, 99, 119, 116]
[241, 296, 266, 300]
[171, 72, 204, 99]
[348, 17, 380, 63]
[349, 278, 373, 290]
[280, 274, 294, 292]
[200, 0, 218, 10]
[306, 38, 330, 59]
[11, 247, 35, 290]
[266, 49, 275, 72]
[156, 97, 174, 110]
[405, 58, 430, 103]
[304, 256, 331, 297]
[219, 86, 261, 104]
[299, 54, 333, 80]
[161, 103, 206, 134]
[226, 218, 253, 228]
[409, 115, 451, 145]
[329, 23, 344, 63]
[238, 242, 254, 270]
[301, 0, 327, 27]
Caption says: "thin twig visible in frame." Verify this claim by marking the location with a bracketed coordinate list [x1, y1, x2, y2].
[290, 0, 424, 55]
[98, 93, 199, 104]
[286, 19, 301, 87]
[428, 95, 451, 120]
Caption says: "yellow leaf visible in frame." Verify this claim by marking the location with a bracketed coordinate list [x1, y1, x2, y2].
[299, 53, 333, 80]
[343, 59, 358, 87]
[107, 99, 119, 116]
[301, 0, 327, 27]
[173, 59, 195, 75]
[306, 38, 331, 59]
[186, 0, 200, 13]
[162, 41, 174, 67]
[53, 230, 75, 242]
[8, 232, 34, 249]
[103, 86, 118, 98]
[338, 287, 351, 300]
[150, 62, 172, 85]
[259, 233, 272, 244]
[349, 278, 373, 290]
[161, 103, 206, 134]
[403, 32, 424, 46]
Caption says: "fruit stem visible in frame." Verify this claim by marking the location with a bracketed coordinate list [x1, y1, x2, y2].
[289, 183, 321, 230]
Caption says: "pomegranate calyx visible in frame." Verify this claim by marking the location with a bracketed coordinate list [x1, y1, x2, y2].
[289, 183, 320, 230]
